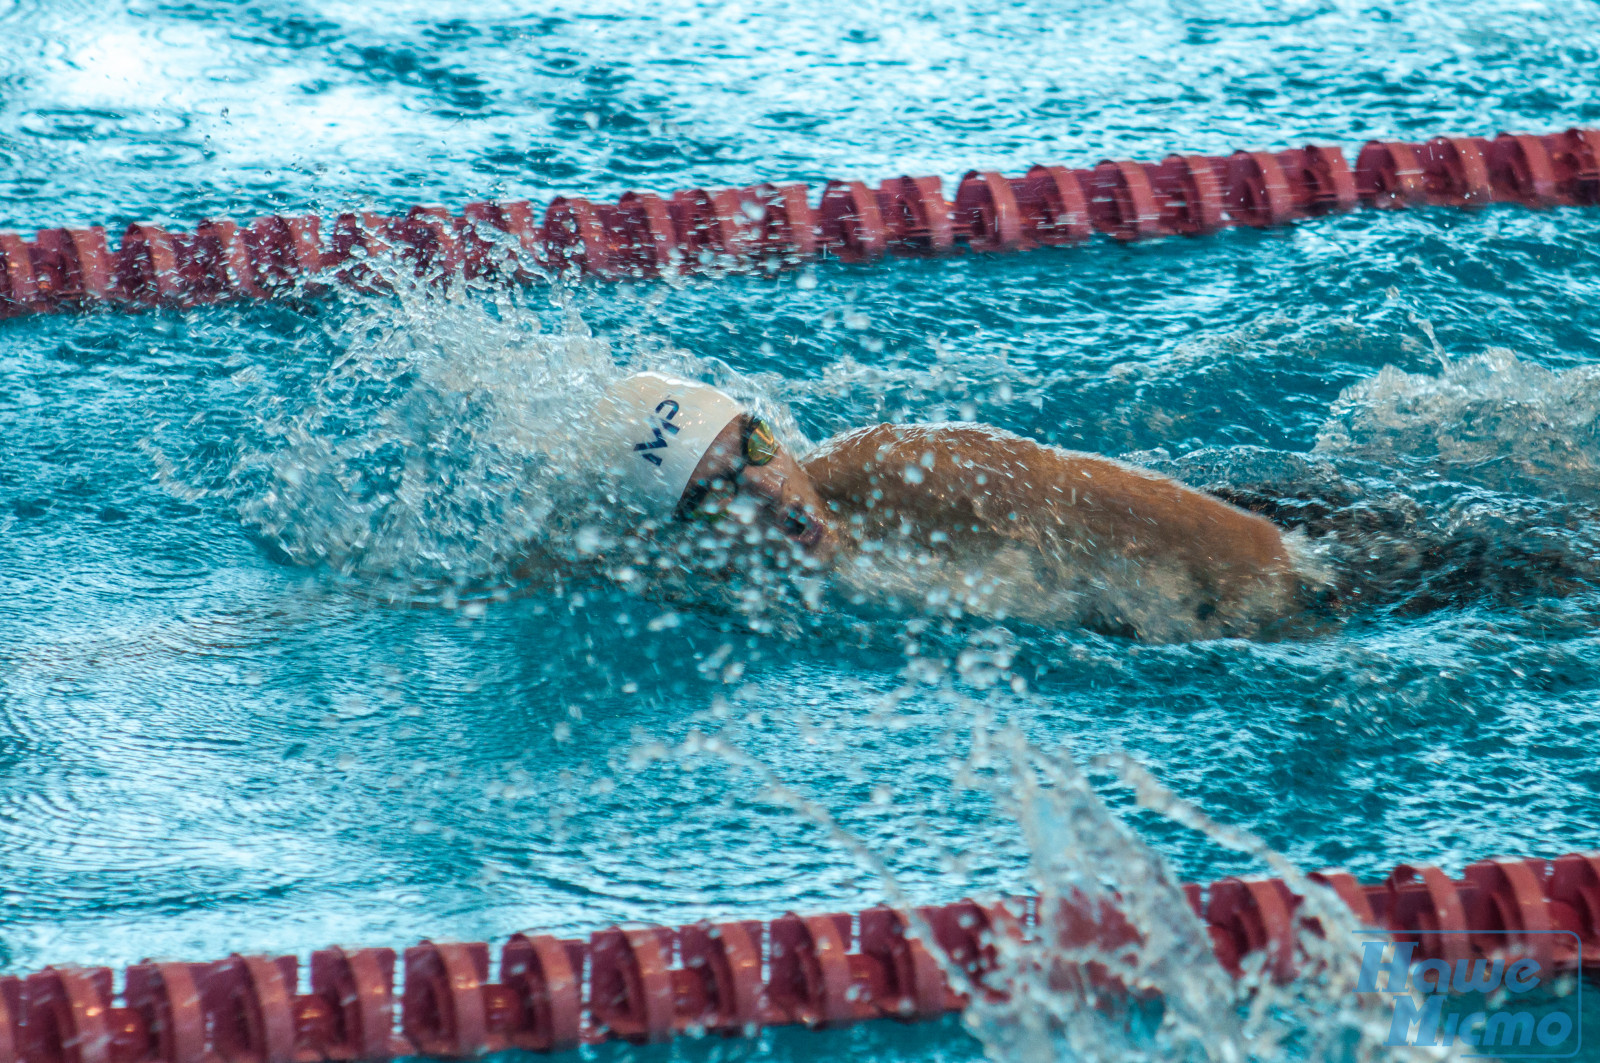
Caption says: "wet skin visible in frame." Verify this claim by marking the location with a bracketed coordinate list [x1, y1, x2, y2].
[680, 414, 840, 563]
[682, 419, 1303, 637]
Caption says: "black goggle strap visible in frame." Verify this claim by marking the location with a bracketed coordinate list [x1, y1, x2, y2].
[679, 414, 763, 519]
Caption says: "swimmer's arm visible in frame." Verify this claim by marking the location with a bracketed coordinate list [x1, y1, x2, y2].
[805, 423, 1291, 572]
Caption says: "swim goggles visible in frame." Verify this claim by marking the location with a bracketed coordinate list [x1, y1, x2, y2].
[679, 415, 780, 519]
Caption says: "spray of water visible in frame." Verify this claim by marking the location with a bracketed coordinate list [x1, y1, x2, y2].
[1314, 346, 1600, 503]
[143, 252, 839, 616]
[658, 629, 1441, 1063]
[133, 254, 1531, 1061]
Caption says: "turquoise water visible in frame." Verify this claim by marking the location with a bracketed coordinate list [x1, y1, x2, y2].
[4, 1, 1600, 1059]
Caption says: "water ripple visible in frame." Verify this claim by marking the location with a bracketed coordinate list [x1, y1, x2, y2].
[4, 9, 1600, 1061]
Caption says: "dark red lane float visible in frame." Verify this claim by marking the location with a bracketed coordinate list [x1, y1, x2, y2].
[669, 188, 750, 271]
[542, 196, 616, 279]
[460, 200, 543, 282]
[1015, 164, 1092, 244]
[612, 191, 678, 277]
[1355, 140, 1427, 208]
[953, 170, 1027, 252]
[188, 220, 263, 302]
[1489, 133, 1563, 207]
[1417, 137, 1494, 207]
[818, 179, 889, 263]
[876, 175, 954, 255]
[742, 182, 818, 261]
[0, 852, 1596, 1061]
[1223, 150, 1297, 227]
[1085, 159, 1162, 241]
[0, 232, 43, 312]
[1148, 155, 1226, 236]
[1548, 128, 1600, 205]
[116, 223, 184, 307]
[27, 227, 116, 307]
[1277, 144, 1359, 215]
[4, 125, 1600, 320]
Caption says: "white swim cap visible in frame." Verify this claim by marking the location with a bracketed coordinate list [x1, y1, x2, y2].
[594, 371, 745, 516]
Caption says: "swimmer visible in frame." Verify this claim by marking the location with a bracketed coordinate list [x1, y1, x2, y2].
[595, 372, 1311, 641]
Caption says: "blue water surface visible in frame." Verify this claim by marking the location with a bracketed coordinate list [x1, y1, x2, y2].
[4, 1, 1600, 1060]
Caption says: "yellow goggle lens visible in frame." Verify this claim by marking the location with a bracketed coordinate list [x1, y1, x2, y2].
[744, 418, 779, 466]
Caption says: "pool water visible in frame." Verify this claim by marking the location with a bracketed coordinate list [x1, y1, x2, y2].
[4, 1, 1600, 1059]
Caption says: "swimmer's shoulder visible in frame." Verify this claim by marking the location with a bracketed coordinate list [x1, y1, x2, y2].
[802, 423, 894, 478]
[804, 421, 1130, 491]
[804, 421, 1288, 545]
[805, 421, 1027, 469]
[805, 422, 1085, 520]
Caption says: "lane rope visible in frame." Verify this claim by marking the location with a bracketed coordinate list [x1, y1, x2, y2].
[2, 128, 1598, 318]
[1, 851, 1596, 1058]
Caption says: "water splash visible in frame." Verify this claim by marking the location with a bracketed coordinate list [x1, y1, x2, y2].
[662, 629, 1419, 1063]
[143, 261, 838, 615]
[137, 276, 1600, 633]
[956, 734, 1413, 1063]
[1314, 347, 1600, 503]
[225, 282, 614, 598]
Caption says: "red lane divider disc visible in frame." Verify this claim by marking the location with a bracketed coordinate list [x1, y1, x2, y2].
[1278, 144, 1359, 214]
[769, 913, 857, 1026]
[1549, 128, 1600, 204]
[1016, 165, 1092, 245]
[1087, 159, 1162, 241]
[194, 220, 267, 300]
[818, 180, 888, 263]
[0, 233, 43, 316]
[1226, 151, 1296, 227]
[116, 224, 185, 306]
[858, 907, 949, 1019]
[1419, 136, 1493, 207]
[1206, 878, 1299, 983]
[589, 927, 675, 1043]
[954, 170, 1027, 252]
[310, 946, 398, 1062]
[745, 182, 818, 261]
[1355, 140, 1427, 208]
[877, 175, 954, 255]
[24, 967, 115, 1063]
[1489, 133, 1562, 207]
[1386, 864, 1473, 969]
[669, 188, 749, 271]
[543, 196, 616, 279]
[1151, 154, 1226, 236]
[402, 941, 491, 1059]
[125, 962, 206, 1063]
[613, 191, 678, 277]
[681, 919, 767, 1032]
[461, 200, 544, 281]
[500, 934, 583, 1053]
[1306, 869, 1380, 930]
[0, 977, 20, 1063]
[1464, 858, 1558, 978]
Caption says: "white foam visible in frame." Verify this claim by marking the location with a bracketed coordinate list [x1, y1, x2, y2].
[1314, 347, 1600, 500]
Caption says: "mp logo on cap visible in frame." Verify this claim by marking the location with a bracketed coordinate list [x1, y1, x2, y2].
[633, 400, 681, 466]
